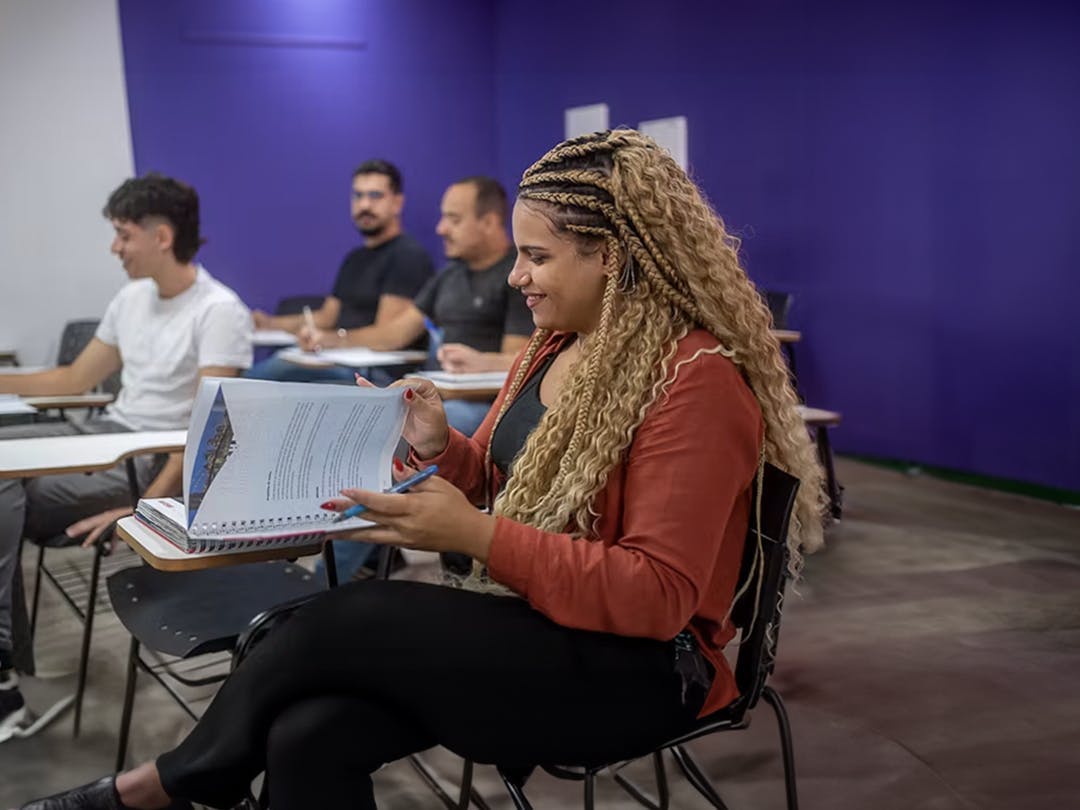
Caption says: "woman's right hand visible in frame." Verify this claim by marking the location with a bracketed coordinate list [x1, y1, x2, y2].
[358, 375, 449, 459]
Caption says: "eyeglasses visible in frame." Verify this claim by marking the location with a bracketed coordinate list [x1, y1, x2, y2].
[352, 190, 387, 202]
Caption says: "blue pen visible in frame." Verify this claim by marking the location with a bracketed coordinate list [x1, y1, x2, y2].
[332, 464, 439, 522]
[422, 316, 444, 354]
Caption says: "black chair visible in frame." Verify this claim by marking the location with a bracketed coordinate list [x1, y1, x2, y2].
[491, 463, 802, 810]
[274, 295, 326, 316]
[762, 290, 801, 395]
[763, 291, 793, 330]
[107, 561, 326, 772]
[24, 318, 130, 735]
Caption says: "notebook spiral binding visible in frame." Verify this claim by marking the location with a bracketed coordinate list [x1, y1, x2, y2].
[192, 511, 338, 538]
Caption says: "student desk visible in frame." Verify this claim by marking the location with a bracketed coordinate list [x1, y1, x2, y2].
[252, 329, 298, 347]
[114, 516, 324, 573]
[406, 371, 508, 402]
[0, 430, 185, 479]
[0, 429, 186, 736]
[278, 346, 427, 369]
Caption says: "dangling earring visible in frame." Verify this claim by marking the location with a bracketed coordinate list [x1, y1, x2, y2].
[617, 247, 637, 292]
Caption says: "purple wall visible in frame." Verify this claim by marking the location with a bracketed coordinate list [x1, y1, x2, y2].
[494, 0, 1080, 492]
[118, 0, 1079, 491]
[117, 0, 497, 310]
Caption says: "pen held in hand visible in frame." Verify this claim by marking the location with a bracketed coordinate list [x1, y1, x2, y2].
[331, 464, 439, 523]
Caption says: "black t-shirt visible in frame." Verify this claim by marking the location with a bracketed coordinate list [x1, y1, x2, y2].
[330, 234, 434, 329]
[413, 249, 533, 352]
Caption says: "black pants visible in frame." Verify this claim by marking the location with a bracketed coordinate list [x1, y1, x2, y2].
[156, 580, 706, 809]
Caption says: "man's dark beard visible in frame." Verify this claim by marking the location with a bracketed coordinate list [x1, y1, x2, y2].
[355, 218, 384, 238]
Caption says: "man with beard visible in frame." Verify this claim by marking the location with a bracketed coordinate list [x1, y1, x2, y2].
[246, 159, 434, 382]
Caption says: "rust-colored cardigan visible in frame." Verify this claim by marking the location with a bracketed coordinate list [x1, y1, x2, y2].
[425, 329, 762, 716]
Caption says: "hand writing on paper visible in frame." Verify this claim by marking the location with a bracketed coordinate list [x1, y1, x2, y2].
[325, 460, 495, 562]
[66, 506, 133, 550]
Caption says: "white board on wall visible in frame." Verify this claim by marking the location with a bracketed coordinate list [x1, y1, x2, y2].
[565, 103, 609, 140]
[0, 0, 135, 366]
[639, 116, 688, 171]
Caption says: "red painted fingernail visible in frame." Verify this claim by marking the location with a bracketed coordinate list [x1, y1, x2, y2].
[404, 388, 414, 401]
[393, 458, 404, 472]
[320, 501, 337, 511]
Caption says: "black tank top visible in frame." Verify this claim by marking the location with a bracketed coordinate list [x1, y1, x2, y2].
[489, 355, 555, 477]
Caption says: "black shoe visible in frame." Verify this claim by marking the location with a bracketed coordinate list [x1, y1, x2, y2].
[19, 776, 194, 810]
[0, 671, 27, 744]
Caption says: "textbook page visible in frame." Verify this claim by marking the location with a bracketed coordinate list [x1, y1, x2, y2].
[183, 379, 405, 537]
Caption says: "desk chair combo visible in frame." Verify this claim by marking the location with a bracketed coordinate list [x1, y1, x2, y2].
[228, 464, 803, 810]
[2, 432, 186, 737]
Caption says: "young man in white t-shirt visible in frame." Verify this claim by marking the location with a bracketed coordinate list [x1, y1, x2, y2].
[0, 173, 252, 742]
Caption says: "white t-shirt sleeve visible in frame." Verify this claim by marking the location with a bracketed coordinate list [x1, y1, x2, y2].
[95, 288, 127, 347]
[196, 299, 254, 370]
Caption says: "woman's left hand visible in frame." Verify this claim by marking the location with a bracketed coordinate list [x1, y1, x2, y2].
[326, 462, 496, 562]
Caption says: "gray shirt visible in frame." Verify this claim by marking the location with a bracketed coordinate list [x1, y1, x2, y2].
[413, 249, 533, 352]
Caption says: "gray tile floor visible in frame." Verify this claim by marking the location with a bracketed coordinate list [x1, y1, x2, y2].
[3, 457, 1079, 809]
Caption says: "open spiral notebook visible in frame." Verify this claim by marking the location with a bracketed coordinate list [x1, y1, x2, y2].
[135, 378, 405, 553]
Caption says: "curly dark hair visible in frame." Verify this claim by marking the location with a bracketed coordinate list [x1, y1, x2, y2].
[103, 173, 203, 263]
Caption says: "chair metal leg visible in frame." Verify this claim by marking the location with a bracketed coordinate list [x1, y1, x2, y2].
[116, 636, 140, 772]
[408, 755, 493, 810]
[322, 542, 338, 588]
[670, 745, 731, 810]
[761, 686, 800, 810]
[30, 544, 46, 639]
[498, 768, 534, 810]
[584, 772, 596, 810]
[73, 543, 103, 737]
[612, 750, 671, 810]
[815, 426, 842, 519]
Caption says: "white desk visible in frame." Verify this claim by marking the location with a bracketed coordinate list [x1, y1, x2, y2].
[253, 329, 299, 347]
[115, 516, 324, 572]
[772, 329, 801, 344]
[24, 393, 114, 410]
[0, 430, 186, 478]
[406, 371, 507, 401]
[278, 346, 427, 369]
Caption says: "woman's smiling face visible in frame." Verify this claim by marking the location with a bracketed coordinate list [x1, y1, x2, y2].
[508, 201, 609, 335]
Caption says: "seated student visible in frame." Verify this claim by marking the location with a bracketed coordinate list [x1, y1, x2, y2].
[0, 174, 252, 744]
[302, 176, 532, 580]
[18, 130, 824, 810]
[299, 176, 532, 435]
[246, 159, 433, 383]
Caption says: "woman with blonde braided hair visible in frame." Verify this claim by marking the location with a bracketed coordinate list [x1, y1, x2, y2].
[19, 130, 823, 810]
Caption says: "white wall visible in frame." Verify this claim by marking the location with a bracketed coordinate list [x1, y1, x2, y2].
[0, 0, 135, 366]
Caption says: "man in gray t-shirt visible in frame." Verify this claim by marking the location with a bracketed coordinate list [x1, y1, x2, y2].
[313, 176, 532, 396]
[313, 177, 532, 582]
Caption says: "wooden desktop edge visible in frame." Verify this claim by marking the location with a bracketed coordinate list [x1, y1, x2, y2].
[115, 518, 325, 572]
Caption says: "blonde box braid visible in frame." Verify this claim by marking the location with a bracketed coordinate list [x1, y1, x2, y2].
[465, 129, 824, 593]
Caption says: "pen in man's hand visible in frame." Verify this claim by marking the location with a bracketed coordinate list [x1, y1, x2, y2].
[332, 465, 439, 523]
[302, 305, 317, 347]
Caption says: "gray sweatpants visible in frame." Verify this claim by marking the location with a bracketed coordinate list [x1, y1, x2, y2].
[0, 418, 158, 661]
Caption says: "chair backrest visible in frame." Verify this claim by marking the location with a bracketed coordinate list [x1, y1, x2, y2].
[763, 291, 793, 330]
[56, 319, 101, 365]
[56, 318, 122, 395]
[275, 295, 327, 316]
[729, 462, 800, 713]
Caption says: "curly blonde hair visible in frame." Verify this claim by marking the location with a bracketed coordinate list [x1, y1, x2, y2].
[480, 129, 825, 580]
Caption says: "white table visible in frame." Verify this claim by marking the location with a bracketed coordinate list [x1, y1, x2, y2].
[253, 329, 299, 347]
[406, 371, 507, 401]
[0, 430, 186, 478]
[114, 515, 324, 573]
[277, 346, 427, 369]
